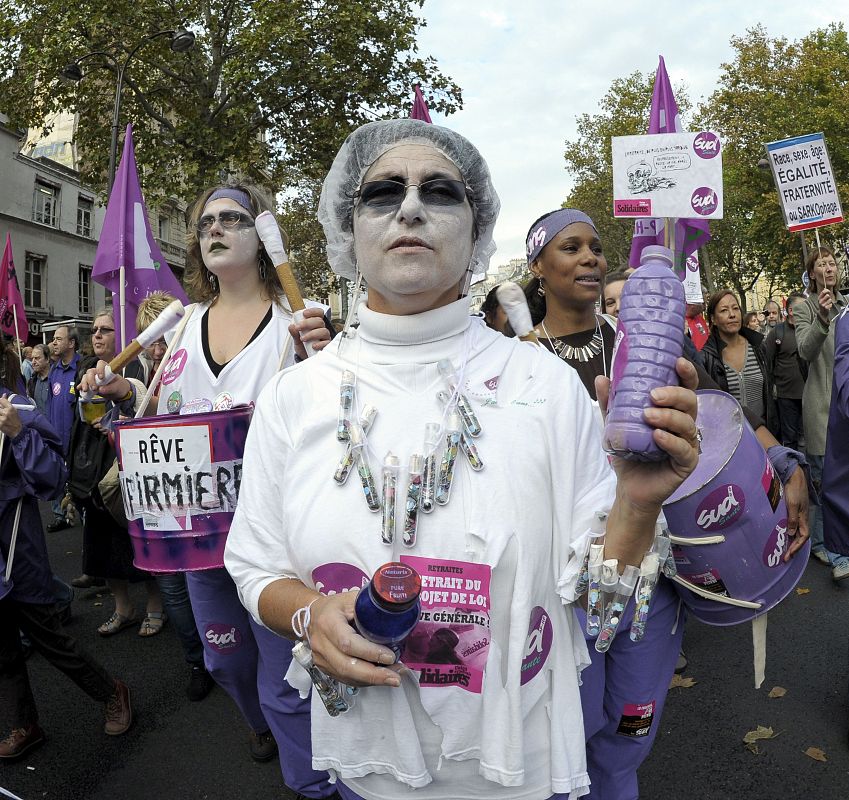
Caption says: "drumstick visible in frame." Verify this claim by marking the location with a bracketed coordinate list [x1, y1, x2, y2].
[496, 282, 539, 344]
[108, 300, 186, 374]
[254, 211, 316, 358]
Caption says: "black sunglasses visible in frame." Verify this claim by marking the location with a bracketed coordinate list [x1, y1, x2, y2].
[354, 178, 469, 210]
[196, 210, 255, 233]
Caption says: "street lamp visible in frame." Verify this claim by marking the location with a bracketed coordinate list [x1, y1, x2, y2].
[757, 156, 809, 262]
[61, 28, 196, 192]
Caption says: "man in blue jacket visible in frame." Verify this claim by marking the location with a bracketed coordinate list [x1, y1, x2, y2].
[45, 324, 79, 532]
[0, 389, 132, 760]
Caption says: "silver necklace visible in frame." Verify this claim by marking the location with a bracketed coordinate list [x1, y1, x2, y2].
[540, 317, 604, 364]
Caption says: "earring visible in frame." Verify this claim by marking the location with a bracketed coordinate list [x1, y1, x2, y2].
[537, 277, 545, 297]
[207, 269, 218, 292]
[259, 260, 267, 281]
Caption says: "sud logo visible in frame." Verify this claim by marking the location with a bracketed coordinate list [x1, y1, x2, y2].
[205, 623, 242, 653]
[762, 520, 790, 568]
[693, 131, 721, 159]
[695, 484, 745, 531]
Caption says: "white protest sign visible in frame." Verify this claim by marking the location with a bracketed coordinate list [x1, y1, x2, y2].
[117, 422, 239, 524]
[612, 131, 724, 219]
[764, 133, 843, 232]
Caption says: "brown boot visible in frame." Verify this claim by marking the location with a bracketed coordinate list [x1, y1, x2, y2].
[104, 680, 132, 735]
[0, 724, 45, 760]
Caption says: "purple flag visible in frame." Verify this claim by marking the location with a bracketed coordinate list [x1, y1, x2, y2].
[410, 84, 433, 123]
[92, 124, 188, 350]
[628, 56, 711, 269]
[0, 234, 29, 342]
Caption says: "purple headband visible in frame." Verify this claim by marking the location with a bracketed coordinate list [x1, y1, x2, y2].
[526, 209, 598, 264]
[205, 188, 253, 213]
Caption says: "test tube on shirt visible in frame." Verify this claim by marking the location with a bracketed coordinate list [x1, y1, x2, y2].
[598, 559, 620, 631]
[334, 405, 378, 485]
[435, 411, 463, 506]
[381, 452, 400, 545]
[656, 527, 677, 579]
[437, 360, 482, 437]
[402, 454, 424, 548]
[585, 543, 606, 636]
[350, 423, 380, 512]
[337, 370, 355, 442]
[291, 640, 350, 717]
[596, 565, 640, 654]
[575, 512, 608, 598]
[437, 391, 484, 471]
[630, 552, 661, 642]
[420, 423, 441, 513]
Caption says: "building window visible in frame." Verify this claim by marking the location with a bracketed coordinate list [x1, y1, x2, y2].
[77, 196, 94, 237]
[79, 265, 92, 315]
[158, 215, 170, 242]
[24, 253, 46, 308]
[32, 180, 59, 226]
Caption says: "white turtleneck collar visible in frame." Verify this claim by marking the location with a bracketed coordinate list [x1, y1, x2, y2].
[356, 297, 473, 347]
[330, 296, 494, 368]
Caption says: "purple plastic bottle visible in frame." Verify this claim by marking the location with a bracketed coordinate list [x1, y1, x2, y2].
[602, 245, 685, 461]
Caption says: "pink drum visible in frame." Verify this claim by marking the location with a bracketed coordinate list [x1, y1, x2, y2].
[662, 391, 809, 626]
[114, 405, 253, 572]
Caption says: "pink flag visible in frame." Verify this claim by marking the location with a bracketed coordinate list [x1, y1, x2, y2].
[628, 57, 710, 271]
[410, 84, 433, 123]
[0, 234, 30, 342]
[92, 124, 187, 350]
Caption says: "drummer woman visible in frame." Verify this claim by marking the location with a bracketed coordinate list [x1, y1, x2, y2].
[80, 185, 336, 795]
[224, 119, 700, 800]
[524, 207, 809, 800]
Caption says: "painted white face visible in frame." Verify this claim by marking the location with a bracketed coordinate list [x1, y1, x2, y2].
[353, 143, 474, 314]
[199, 198, 260, 278]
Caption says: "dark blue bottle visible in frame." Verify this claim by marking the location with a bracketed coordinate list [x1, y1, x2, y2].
[354, 562, 421, 655]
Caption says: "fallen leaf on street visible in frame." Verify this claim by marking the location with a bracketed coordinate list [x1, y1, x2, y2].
[796, 588, 811, 595]
[669, 674, 696, 688]
[743, 726, 779, 753]
[804, 747, 827, 762]
[768, 686, 787, 698]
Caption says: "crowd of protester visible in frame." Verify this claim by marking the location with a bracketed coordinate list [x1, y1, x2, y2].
[0, 116, 846, 800]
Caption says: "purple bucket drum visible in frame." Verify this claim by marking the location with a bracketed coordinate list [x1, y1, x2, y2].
[662, 390, 809, 626]
[114, 405, 253, 572]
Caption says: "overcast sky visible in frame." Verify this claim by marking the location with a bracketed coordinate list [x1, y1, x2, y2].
[417, 1, 837, 267]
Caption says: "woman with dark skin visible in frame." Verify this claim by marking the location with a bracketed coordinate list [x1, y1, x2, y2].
[524, 208, 808, 800]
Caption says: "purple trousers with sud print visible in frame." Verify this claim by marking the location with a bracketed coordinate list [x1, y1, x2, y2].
[187, 568, 333, 798]
[577, 578, 685, 800]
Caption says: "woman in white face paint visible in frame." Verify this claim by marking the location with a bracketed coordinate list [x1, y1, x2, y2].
[224, 121, 700, 800]
[79, 184, 337, 791]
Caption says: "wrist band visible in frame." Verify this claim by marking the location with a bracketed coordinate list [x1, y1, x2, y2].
[291, 598, 320, 644]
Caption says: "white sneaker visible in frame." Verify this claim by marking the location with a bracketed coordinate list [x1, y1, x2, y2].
[832, 557, 849, 581]
[811, 549, 832, 565]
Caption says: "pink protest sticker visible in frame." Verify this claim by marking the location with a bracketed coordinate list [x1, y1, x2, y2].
[312, 563, 369, 596]
[763, 519, 790, 568]
[161, 349, 188, 386]
[695, 484, 745, 531]
[614, 198, 652, 217]
[400, 555, 491, 694]
[617, 700, 656, 737]
[520, 606, 553, 685]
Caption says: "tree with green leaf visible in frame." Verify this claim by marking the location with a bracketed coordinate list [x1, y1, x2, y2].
[0, 0, 461, 291]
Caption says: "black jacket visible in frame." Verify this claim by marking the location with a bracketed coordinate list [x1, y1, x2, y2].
[701, 326, 779, 436]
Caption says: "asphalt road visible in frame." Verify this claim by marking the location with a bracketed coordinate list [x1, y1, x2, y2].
[2, 507, 848, 799]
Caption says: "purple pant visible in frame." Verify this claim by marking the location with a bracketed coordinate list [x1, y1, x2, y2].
[577, 578, 684, 800]
[187, 568, 332, 798]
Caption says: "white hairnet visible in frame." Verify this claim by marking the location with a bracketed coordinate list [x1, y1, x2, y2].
[318, 119, 501, 281]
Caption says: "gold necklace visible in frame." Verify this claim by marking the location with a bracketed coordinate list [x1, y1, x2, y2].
[539, 318, 604, 363]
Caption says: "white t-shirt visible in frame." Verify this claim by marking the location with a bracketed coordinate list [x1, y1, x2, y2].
[225, 298, 616, 800]
[156, 298, 326, 414]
